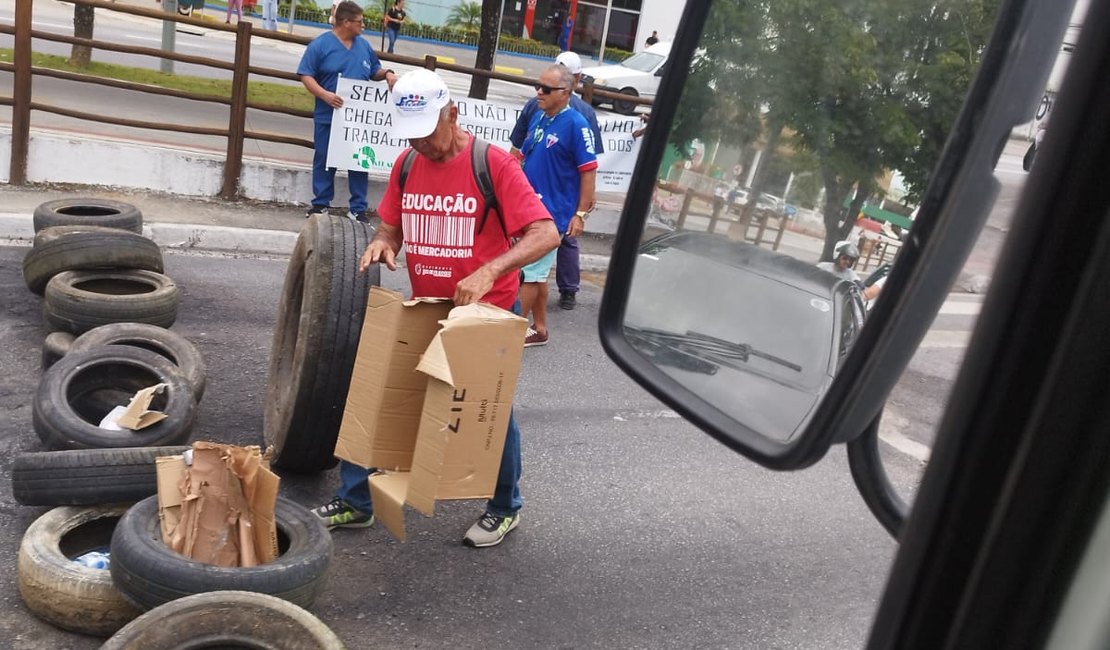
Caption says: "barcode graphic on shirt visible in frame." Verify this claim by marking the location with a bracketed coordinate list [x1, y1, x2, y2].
[403, 213, 475, 247]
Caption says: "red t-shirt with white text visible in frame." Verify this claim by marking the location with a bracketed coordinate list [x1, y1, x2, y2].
[377, 136, 552, 310]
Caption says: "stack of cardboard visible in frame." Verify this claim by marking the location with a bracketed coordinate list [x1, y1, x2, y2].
[156, 443, 280, 567]
[335, 287, 527, 540]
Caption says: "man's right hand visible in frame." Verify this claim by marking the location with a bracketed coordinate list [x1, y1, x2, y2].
[360, 239, 396, 272]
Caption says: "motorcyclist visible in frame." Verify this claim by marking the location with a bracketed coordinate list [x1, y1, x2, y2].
[817, 242, 861, 283]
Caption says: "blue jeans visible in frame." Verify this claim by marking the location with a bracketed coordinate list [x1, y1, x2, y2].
[386, 28, 400, 53]
[335, 412, 523, 516]
[556, 235, 580, 295]
[311, 119, 368, 213]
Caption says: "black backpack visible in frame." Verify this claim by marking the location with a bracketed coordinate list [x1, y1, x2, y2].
[397, 139, 503, 236]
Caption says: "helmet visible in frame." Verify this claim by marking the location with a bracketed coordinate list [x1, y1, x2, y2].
[837, 243, 860, 261]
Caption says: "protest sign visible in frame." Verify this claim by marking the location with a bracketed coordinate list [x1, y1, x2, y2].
[326, 77, 643, 193]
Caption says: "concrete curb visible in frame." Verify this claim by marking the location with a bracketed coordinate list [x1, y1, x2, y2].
[0, 213, 613, 272]
[0, 214, 299, 257]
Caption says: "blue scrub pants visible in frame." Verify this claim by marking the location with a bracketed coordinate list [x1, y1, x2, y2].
[312, 119, 368, 213]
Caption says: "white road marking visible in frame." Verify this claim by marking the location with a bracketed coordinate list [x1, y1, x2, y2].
[613, 410, 682, 421]
[878, 410, 931, 462]
[919, 329, 973, 349]
[937, 299, 982, 315]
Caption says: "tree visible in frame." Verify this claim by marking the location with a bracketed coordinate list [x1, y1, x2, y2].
[68, 3, 95, 68]
[468, 0, 502, 100]
[446, 1, 483, 30]
[669, 0, 1000, 260]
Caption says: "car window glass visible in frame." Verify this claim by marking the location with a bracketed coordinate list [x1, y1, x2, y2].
[619, 0, 1082, 485]
[620, 51, 665, 72]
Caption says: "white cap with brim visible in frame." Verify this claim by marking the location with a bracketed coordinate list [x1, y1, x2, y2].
[389, 69, 452, 139]
[555, 51, 582, 75]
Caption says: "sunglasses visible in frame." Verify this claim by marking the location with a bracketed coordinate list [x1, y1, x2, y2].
[346, 17, 366, 24]
[534, 84, 567, 95]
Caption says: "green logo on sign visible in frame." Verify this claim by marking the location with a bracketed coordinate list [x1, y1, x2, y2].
[352, 146, 377, 169]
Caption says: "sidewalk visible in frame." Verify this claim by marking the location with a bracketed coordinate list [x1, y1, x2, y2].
[0, 184, 619, 272]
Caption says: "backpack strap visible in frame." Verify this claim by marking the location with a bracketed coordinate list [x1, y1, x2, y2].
[397, 147, 418, 193]
[471, 139, 505, 237]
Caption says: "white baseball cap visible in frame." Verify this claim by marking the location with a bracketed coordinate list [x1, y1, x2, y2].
[555, 51, 582, 75]
[389, 69, 452, 139]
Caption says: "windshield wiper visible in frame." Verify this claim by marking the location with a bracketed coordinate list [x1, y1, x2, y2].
[625, 326, 802, 373]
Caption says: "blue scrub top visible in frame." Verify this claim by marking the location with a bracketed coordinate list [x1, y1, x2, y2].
[297, 32, 382, 123]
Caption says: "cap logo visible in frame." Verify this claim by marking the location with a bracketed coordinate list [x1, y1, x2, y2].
[396, 93, 428, 111]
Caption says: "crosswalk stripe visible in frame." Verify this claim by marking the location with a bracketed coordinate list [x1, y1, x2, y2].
[937, 300, 981, 316]
[919, 330, 973, 349]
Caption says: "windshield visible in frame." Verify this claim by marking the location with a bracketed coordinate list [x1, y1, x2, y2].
[620, 51, 665, 73]
[625, 241, 836, 390]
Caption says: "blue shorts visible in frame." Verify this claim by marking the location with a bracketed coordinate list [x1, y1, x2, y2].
[520, 248, 557, 283]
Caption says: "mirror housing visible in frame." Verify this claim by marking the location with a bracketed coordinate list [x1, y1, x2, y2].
[599, 0, 1077, 469]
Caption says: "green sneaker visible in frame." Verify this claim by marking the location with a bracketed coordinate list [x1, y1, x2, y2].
[463, 511, 520, 547]
[311, 497, 373, 530]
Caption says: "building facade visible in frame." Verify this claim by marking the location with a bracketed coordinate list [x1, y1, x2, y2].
[388, 0, 686, 63]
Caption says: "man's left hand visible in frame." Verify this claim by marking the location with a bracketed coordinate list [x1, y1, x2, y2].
[566, 215, 586, 238]
[454, 267, 495, 305]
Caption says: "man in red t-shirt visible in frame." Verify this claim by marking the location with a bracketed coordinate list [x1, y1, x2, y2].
[313, 69, 559, 548]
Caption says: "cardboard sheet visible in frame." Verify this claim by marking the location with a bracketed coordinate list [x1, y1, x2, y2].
[155, 443, 279, 567]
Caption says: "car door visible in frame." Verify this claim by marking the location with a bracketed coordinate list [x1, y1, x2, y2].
[598, 0, 1110, 647]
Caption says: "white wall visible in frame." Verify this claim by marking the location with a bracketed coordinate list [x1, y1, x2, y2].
[637, 0, 686, 49]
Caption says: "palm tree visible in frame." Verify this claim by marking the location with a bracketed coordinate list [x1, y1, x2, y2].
[446, 1, 482, 31]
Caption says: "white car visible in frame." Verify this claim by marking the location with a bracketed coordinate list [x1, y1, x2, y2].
[580, 42, 671, 115]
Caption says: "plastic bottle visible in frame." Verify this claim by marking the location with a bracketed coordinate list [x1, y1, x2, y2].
[73, 548, 111, 570]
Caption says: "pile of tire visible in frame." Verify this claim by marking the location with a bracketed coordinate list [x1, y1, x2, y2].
[14, 487, 337, 643]
[12, 203, 339, 644]
[20, 200, 199, 452]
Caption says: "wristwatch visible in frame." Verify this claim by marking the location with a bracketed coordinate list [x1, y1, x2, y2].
[574, 210, 590, 221]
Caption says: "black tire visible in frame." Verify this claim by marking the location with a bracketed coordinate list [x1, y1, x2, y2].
[71, 323, 207, 400]
[100, 590, 346, 650]
[614, 87, 640, 115]
[22, 226, 164, 295]
[110, 496, 333, 611]
[12, 446, 190, 506]
[43, 269, 180, 335]
[33, 345, 197, 450]
[33, 198, 143, 234]
[17, 505, 142, 637]
[42, 330, 76, 369]
[264, 215, 378, 472]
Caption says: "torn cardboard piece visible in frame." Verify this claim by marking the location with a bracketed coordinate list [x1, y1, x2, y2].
[116, 383, 169, 430]
[154, 443, 279, 567]
[366, 300, 528, 541]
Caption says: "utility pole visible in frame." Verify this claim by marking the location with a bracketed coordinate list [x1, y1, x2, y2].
[161, 0, 177, 74]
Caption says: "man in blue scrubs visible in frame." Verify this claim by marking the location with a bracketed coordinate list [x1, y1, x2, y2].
[298, 1, 397, 222]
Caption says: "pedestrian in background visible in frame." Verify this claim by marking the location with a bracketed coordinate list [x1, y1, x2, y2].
[313, 69, 560, 548]
[384, 0, 407, 54]
[645, 30, 659, 47]
[225, 0, 241, 23]
[297, 1, 397, 222]
[509, 51, 603, 311]
[516, 64, 598, 346]
[260, 0, 278, 31]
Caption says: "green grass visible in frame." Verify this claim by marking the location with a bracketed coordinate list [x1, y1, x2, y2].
[1, 48, 313, 112]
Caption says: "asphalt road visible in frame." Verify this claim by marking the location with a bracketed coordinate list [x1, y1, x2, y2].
[0, 244, 914, 649]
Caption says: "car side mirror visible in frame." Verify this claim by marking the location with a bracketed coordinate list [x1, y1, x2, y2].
[599, 0, 1077, 469]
